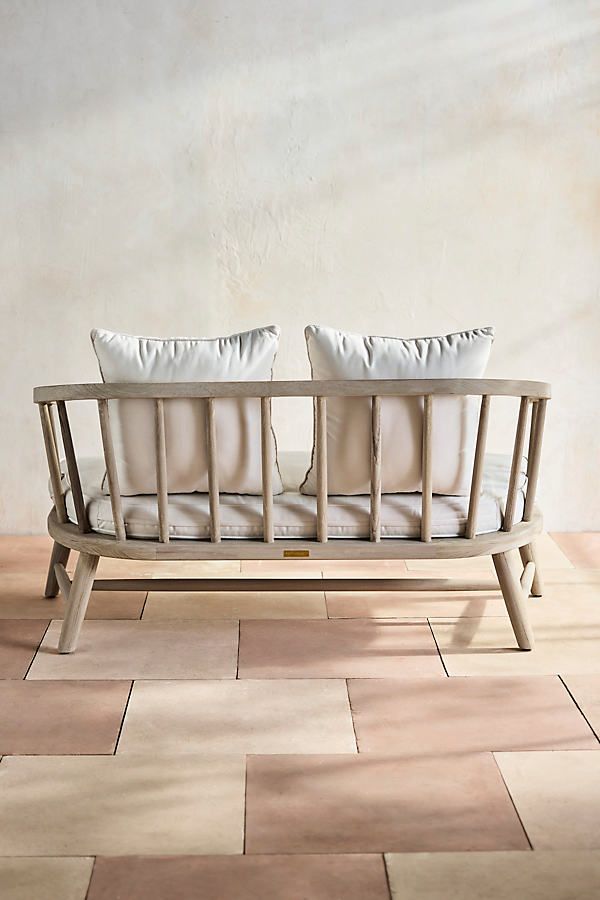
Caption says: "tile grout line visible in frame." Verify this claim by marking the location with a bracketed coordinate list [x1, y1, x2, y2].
[83, 857, 97, 900]
[112, 680, 135, 754]
[138, 590, 149, 620]
[345, 678, 360, 753]
[491, 751, 533, 850]
[558, 674, 600, 744]
[381, 852, 394, 900]
[22, 620, 52, 680]
[426, 618, 449, 677]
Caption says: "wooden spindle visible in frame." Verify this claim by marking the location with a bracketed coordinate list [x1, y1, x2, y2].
[97, 399, 126, 542]
[260, 397, 274, 542]
[56, 400, 90, 533]
[421, 394, 433, 542]
[39, 403, 68, 523]
[527, 400, 538, 476]
[503, 396, 530, 531]
[206, 398, 221, 542]
[523, 398, 547, 521]
[370, 396, 382, 542]
[465, 394, 491, 539]
[316, 395, 328, 542]
[154, 399, 169, 543]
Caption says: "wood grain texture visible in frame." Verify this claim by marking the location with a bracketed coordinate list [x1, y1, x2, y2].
[260, 396, 274, 543]
[503, 396, 530, 532]
[421, 395, 432, 542]
[39, 403, 67, 524]
[154, 399, 169, 543]
[206, 398, 221, 542]
[34, 378, 552, 403]
[56, 401, 90, 533]
[465, 394, 491, 539]
[316, 396, 328, 543]
[98, 399, 126, 542]
[370, 396, 382, 542]
[523, 398, 547, 522]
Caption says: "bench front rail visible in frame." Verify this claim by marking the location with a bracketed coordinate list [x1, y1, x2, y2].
[33, 378, 550, 653]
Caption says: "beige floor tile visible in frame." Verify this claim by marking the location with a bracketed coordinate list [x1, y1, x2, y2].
[0, 857, 93, 900]
[27, 620, 238, 680]
[327, 589, 506, 619]
[431, 588, 600, 675]
[241, 559, 324, 578]
[562, 675, 600, 740]
[385, 850, 600, 899]
[543, 569, 600, 586]
[406, 555, 496, 575]
[528, 533, 576, 569]
[95, 557, 157, 578]
[142, 590, 326, 620]
[495, 750, 600, 849]
[118, 679, 356, 753]
[150, 559, 243, 578]
[0, 754, 245, 855]
[0, 574, 145, 619]
[551, 533, 600, 569]
[322, 559, 409, 577]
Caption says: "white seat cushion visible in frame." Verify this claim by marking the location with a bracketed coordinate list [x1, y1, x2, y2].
[301, 325, 494, 496]
[91, 326, 283, 496]
[61, 451, 525, 541]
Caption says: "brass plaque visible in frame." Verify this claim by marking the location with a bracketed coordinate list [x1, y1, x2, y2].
[283, 549, 310, 558]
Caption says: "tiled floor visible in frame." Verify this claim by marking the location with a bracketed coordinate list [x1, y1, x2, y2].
[0, 533, 599, 898]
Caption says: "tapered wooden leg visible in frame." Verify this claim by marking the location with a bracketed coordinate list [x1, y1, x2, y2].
[493, 552, 535, 650]
[58, 552, 99, 654]
[44, 542, 71, 598]
[519, 542, 543, 596]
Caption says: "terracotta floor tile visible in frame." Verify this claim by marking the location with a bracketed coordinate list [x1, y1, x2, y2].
[562, 675, 600, 740]
[142, 590, 326, 620]
[0, 754, 245, 855]
[238, 619, 444, 678]
[27, 620, 238, 680]
[0, 857, 93, 900]
[0, 574, 145, 619]
[0, 680, 131, 755]
[495, 750, 600, 849]
[0, 535, 55, 574]
[385, 850, 600, 899]
[551, 533, 600, 569]
[348, 676, 597, 754]
[87, 854, 390, 900]
[0, 620, 49, 678]
[326, 589, 506, 619]
[431, 588, 600, 675]
[118, 679, 356, 754]
[245, 753, 528, 853]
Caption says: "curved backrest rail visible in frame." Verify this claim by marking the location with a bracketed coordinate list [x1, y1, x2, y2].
[33, 379, 551, 403]
[34, 380, 549, 546]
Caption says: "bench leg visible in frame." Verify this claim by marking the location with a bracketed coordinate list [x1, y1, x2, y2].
[493, 551, 535, 650]
[58, 552, 99, 654]
[44, 541, 71, 598]
[519, 542, 543, 596]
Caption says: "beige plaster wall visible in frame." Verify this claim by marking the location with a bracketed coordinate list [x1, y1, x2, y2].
[1, 0, 599, 532]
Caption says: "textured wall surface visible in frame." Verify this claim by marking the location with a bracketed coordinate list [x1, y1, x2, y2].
[1, 0, 599, 532]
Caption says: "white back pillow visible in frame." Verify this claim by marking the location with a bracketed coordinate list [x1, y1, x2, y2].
[301, 325, 494, 496]
[92, 326, 283, 496]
